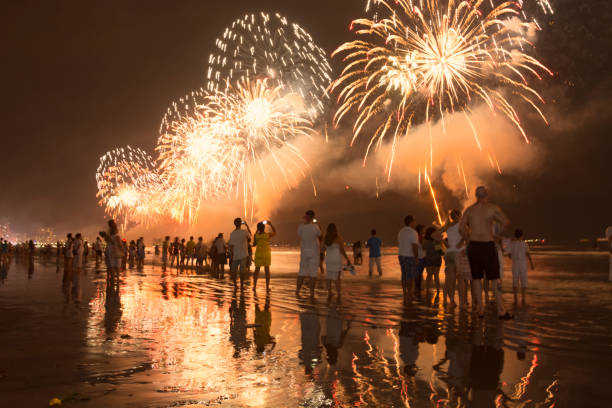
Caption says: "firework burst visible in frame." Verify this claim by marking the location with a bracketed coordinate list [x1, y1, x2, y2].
[331, 0, 552, 180]
[207, 12, 333, 119]
[156, 78, 314, 224]
[96, 146, 164, 227]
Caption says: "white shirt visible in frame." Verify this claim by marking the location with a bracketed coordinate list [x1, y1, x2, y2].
[298, 223, 321, 254]
[446, 224, 462, 253]
[228, 229, 249, 260]
[507, 239, 529, 266]
[74, 238, 83, 255]
[195, 241, 207, 256]
[398, 226, 419, 257]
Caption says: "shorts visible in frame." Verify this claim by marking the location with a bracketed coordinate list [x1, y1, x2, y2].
[399, 256, 417, 281]
[215, 253, 227, 265]
[109, 257, 121, 269]
[512, 262, 528, 288]
[299, 251, 319, 278]
[230, 257, 247, 279]
[467, 241, 500, 280]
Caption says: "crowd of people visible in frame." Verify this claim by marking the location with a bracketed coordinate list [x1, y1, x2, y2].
[2, 184, 543, 319]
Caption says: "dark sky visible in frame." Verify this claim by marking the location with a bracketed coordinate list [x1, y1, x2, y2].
[1, 0, 611, 243]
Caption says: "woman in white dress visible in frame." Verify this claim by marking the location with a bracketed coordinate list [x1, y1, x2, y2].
[323, 223, 352, 300]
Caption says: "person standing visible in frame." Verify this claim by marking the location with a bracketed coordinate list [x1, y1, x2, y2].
[137, 237, 145, 270]
[186, 236, 196, 267]
[107, 220, 123, 278]
[253, 221, 276, 292]
[73, 233, 84, 270]
[64, 233, 74, 270]
[229, 218, 251, 289]
[195, 236, 208, 268]
[212, 233, 227, 277]
[179, 238, 187, 267]
[507, 229, 534, 305]
[94, 237, 103, 265]
[459, 186, 513, 320]
[161, 236, 170, 266]
[423, 226, 443, 293]
[323, 223, 352, 300]
[414, 224, 426, 295]
[297, 210, 322, 299]
[170, 237, 179, 267]
[398, 216, 420, 303]
[441, 210, 463, 307]
[606, 225, 612, 283]
[352, 241, 363, 265]
[366, 229, 383, 277]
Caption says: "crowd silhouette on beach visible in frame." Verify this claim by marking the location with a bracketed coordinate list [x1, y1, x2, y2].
[0, 185, 541, 317]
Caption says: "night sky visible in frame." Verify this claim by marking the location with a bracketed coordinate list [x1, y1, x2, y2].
[2, 0, 611, 243]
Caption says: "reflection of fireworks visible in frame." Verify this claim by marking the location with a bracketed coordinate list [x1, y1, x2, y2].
[331, 0, 552, 179]
[207, 12, 332, 118]
[156, 78, 313, 224]
[96, 146, 163, 226]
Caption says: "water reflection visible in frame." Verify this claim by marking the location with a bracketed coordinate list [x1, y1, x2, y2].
[2, 251, 606, 406]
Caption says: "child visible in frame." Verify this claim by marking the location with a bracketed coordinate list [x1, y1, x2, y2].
[507, 229, 534, 305]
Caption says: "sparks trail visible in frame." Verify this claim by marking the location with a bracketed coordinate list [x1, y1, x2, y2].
[330, 0, 552, 178]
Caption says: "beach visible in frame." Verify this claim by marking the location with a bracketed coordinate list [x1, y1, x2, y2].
[1, 248, 611, 407]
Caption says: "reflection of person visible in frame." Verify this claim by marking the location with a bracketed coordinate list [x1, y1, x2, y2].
[460, 186, 512, 320]
[366, 229, 382, 276]
[399, 311, 419, 377]
[254, 295, 275, 353]
[299, 307, 321, 374]
[468, 322, 505, 408]
[297, 210, 321, 299]
[253, 221, 276, 292]
[104, 276, 122, 335]
[322, 306, 350, 365]
[229, 294, 249, 357]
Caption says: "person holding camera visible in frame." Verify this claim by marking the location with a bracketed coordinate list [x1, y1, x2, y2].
[252, 220, 276, 292]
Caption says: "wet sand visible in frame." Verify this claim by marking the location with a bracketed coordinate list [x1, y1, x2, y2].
[1, 250, 611, 407]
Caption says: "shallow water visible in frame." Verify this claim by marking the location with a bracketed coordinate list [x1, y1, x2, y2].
[1, 249, 611, 407]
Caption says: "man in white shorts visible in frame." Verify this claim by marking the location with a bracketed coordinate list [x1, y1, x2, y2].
[297, 209, 321, 298]
[507, 229, 534, 305]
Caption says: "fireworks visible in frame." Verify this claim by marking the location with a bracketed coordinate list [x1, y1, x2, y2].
[96, 146, 164, 227]
[207, 12, 333, 119]
[331, 0, 552, 179]
[156, 78, 314, 224]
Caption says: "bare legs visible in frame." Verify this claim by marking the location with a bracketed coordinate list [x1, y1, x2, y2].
[296, 276, 316, 298]
[425, 266, 441, 293]
[326, 278, 341, 299]
[443, 265, 457, 307]
[253, 266, 271, 292]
